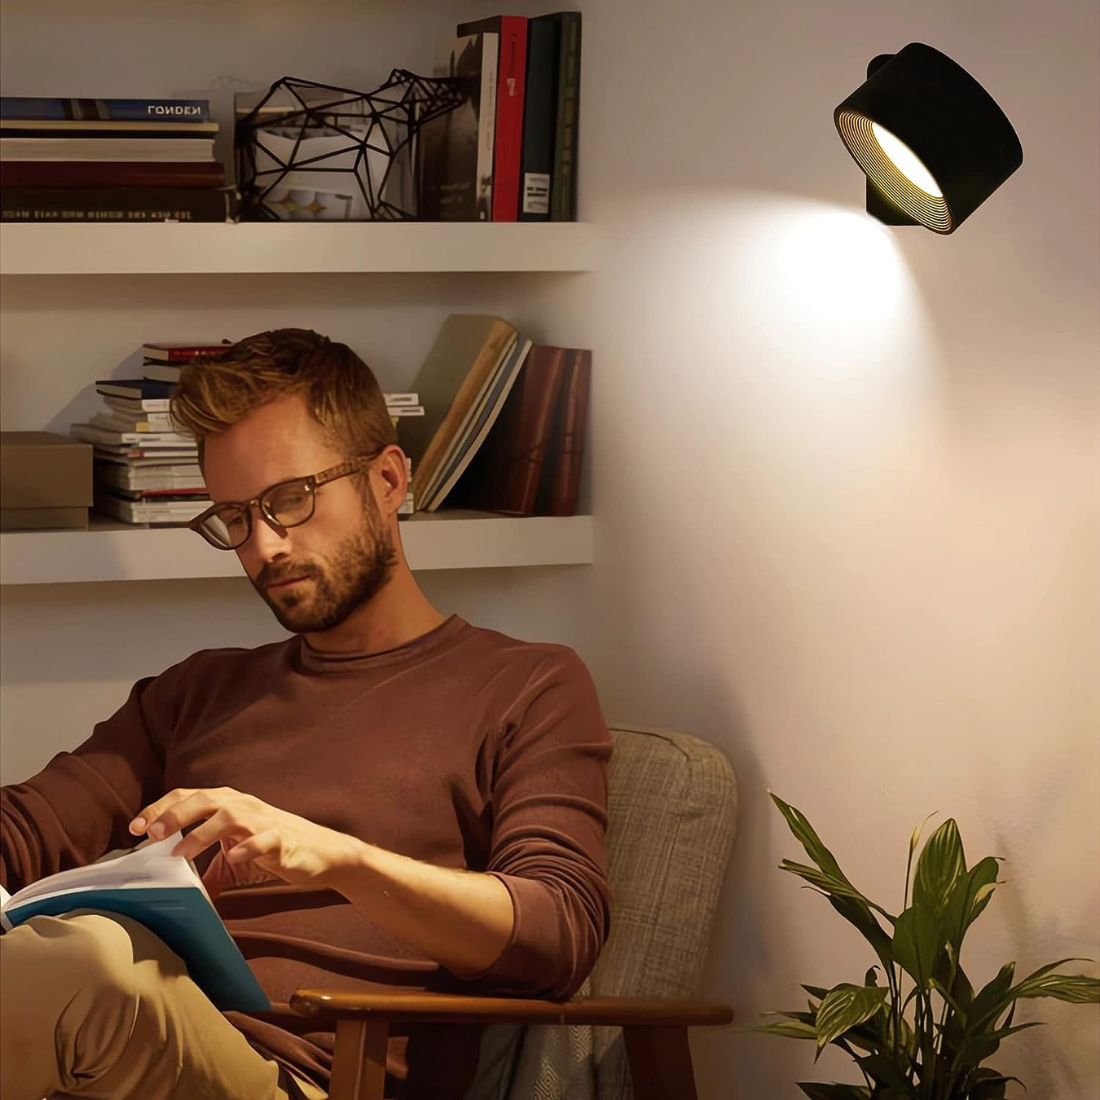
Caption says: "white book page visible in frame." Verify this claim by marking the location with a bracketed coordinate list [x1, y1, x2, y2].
[3, 832, 203, 912]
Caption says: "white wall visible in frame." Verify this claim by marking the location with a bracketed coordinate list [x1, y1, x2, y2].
[2, 1, 1098, 1098]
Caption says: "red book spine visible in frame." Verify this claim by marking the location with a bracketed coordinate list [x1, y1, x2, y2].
[492, 17, 529, 222]
[145, 344, 232, 362]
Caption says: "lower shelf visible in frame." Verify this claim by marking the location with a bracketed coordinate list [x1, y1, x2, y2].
[0, 512, 594, 585]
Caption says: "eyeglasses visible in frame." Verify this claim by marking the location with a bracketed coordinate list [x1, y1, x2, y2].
[190, 453, 383, 551]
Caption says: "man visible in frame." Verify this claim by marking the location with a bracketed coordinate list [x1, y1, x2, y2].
[0, 329, 612, 1100]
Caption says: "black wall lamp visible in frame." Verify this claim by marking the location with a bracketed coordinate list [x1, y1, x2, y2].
[834, 43, 1022, 234]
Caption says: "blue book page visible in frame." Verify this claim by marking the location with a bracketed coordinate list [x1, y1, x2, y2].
[4, 886, 270, 1013]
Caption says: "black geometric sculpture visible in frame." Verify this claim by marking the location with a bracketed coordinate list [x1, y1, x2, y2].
[236, 71, 468, 221]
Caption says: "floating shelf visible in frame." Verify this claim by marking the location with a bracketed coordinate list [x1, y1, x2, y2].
[0, 512, 594, 585]
[0, 222, 600, 276]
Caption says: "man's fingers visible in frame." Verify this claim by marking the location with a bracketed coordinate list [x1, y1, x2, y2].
[139, 790, 226, 841]
[131, 787, 240, 838]
[130, 788, 197, 836]
[171, 808, 245, 862]
[225, 828, 280, 866]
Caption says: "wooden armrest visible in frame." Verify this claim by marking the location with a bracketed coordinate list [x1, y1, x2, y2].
[289, 989, 733, 1027]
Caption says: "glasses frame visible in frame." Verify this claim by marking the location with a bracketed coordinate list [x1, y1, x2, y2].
[189, 451, 384, 551]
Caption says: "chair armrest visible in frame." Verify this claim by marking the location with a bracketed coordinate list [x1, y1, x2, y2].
[289, 989, 733, 1027]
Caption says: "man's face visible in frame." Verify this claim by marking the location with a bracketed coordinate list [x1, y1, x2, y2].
[202, 395, 397, 634]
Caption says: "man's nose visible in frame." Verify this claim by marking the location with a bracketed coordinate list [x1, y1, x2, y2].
[247, 507, 292, 560]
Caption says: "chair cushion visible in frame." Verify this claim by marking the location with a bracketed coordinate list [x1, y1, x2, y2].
[495, 725, 738, 1100]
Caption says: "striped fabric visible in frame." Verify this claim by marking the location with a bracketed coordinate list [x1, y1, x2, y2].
[466, 724, 739, 1100]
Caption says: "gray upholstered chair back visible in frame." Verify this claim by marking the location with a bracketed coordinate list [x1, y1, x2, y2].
[470, 724, 738, 1100]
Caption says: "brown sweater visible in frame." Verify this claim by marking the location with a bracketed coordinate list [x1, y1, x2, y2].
[0, 615, 612, 1098]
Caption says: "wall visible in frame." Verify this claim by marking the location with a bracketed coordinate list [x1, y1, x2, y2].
[2, 1, 1098, 1097]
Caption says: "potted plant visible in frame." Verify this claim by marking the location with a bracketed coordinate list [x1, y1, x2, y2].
[757, 793, 1099, 1099]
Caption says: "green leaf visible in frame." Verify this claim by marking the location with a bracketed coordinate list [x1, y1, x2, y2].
[827, 895, 896, 973]
[781, 860, 882, 905]
[797, 1084, 871, 1100]
[967, 1068, 1024, 1100]
[771, 794, 894, 923]
[942, 856, 1000, 950]
[754, 1018, 819, 1040]
[969, 962, 1016, 1031]
[905, 810, 938, 907]
[854, 1053, 911, 1091]
[814, 985, 888, 1054]
[913, 818, 967, 916]
[1011, 972, 1100, 1004]
[964, 1020, 1044, 1064]
[892, 904, 944, 989]
[865, 966, 879, 986]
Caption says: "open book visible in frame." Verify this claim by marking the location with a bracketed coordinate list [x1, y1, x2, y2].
[0, 832, 270, 1013]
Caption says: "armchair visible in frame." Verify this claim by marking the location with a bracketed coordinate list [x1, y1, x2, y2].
[292, 724, 739, 1100]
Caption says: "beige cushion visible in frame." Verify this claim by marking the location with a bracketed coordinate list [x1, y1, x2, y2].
[488, 724, 738, 1100]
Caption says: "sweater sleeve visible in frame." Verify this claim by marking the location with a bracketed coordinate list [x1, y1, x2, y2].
[461, 649, 612, 1001]
[0, 676, 169, 893]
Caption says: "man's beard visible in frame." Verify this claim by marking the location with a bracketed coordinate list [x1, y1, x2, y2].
[253, 506, 398, 634]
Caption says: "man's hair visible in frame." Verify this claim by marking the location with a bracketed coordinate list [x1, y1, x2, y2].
[171, 328, 398, 462]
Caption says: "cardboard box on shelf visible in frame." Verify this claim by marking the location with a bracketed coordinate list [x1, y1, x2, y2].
[0, 431, 93, 530]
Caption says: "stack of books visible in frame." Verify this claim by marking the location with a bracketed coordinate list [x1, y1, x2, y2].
[419, 11, 581, 222]
[0, 97, 231, 223]
[79, 341, 425, 525]
[386, 395, 423, 517]
[400, 314, 590, 515]
[71, 341, 226, 526]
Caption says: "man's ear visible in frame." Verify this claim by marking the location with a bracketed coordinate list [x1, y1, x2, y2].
[375, 446, 409, 515]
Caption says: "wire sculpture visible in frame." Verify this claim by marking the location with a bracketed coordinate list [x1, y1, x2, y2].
[235, 71, 468, 221]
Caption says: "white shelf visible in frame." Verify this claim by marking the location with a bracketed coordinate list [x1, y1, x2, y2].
[0, 512, 594, 585]
[0, 221, 600, 276]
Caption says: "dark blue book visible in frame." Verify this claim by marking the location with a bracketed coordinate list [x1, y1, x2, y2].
[96, 379, 177, 401]
[1, 97, 210, 122]
[0, 833, 270, 1014]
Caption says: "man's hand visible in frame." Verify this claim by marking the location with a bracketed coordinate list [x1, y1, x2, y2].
[130, 786, 516, 975]
[129, 788, 361, 893]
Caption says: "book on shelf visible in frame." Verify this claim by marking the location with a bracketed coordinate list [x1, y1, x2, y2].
[447, 344, 568, 515]
[0, 161, 226, 189]
[0, 119, 218, 138]
[143, 341, 233, 362]
[550, 12, 581, 222]
[96, 379, 177, 403]
[95, 491, 208, 525]
[419, 32, 498, 221]
[518, 14, 561, 221]
[0, 831, 269, 1013]
[0, 97, 211, 122]
[143, 363, 183, 383]
[92, 446, 198, 462]
[517, 12, 581, 222]
[111, 486, 209, 501]
[95, 464, 205, 492]
[457, 16, 529, 222]
[534, 347, 590, 515]
[91, 411, 175, 434]
[101, 393, 173, 415]
[71, 423, 192, 448]
[419, 335, 532, 512]
[399, 314, 518, 509]
[383, 393, 419, 407]
[386, 405, 424, 417]
[1, 186, 234, 223]
[0, 136, 217, 162]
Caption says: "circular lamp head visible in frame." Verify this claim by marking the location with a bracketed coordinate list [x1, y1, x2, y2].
[834, 43, 1023, 234]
